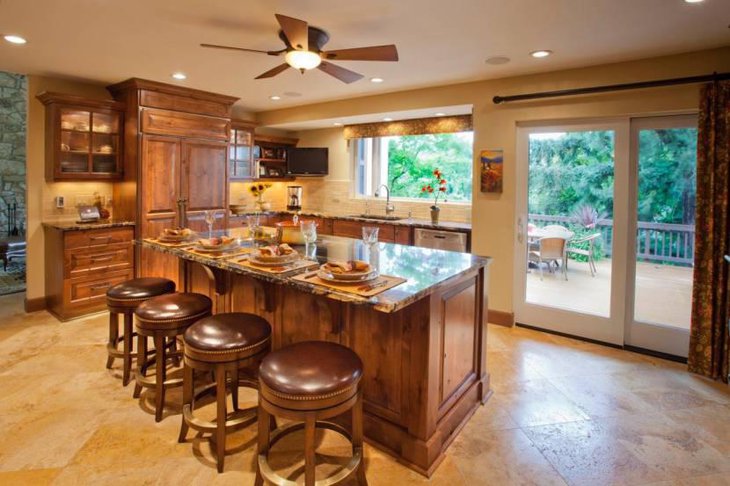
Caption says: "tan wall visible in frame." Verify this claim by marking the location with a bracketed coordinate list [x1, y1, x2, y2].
[256, 47, 730, 314]
[26, 76, 114, 302]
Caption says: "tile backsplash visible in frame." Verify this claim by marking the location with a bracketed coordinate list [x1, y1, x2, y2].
[230, 179, 471, 223]
[42, 181, 114, 221]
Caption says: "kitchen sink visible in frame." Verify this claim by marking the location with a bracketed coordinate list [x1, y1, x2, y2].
[352, 214, 405, 221]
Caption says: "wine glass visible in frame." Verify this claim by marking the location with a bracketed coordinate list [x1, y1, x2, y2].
[300, 220, 317, 257]
[245, 213, 260, 242]
[362, 226, 379, 245]
[204, 210, 216, 238]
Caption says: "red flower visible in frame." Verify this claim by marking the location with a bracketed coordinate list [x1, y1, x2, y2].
[428, 187, 434, 193]
[421, 186, 427, 192]
[433, 169, 441, 178]
[440, 179, 447, 185]
[439, 187, 446, 192]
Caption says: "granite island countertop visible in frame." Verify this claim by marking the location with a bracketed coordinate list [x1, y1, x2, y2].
[230, 210, 472, 232]
[141, 228, 489, 313]
[42, 220, 136, 231]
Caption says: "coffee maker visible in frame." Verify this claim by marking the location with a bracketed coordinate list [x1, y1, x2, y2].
[287, 185, 302, 211]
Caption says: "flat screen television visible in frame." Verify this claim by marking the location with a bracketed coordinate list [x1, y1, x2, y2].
[287, 148, 328, 176]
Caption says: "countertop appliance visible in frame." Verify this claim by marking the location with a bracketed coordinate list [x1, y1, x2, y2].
[287, 185, 302, 210]
[414, 228, 468, 252]
[287, 147, 328, 176]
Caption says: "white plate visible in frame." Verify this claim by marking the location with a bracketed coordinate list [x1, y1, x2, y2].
[195, 243, 237, 252]
[249, 255, 298, 267]
[254, 252, 299, 263]
[317, 270, 380, 284]
[319, 263, 373, 280]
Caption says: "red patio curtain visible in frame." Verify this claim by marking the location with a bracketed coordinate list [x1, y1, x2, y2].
[688, 80, 730, 382]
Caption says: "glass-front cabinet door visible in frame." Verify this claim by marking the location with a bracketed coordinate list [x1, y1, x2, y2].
[38, 93, 124, 181]
[229, 122, 255, 180]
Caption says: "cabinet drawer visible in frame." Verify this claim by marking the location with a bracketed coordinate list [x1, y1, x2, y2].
[66, 269, 133, 306]
[332, 220, 362, 238]
[139, 90, 230, 118]
[141, 108, 230, 141]
[65, 242, 133, 278]
[394, 226, 412, 245]
[64, 227, 134, 249]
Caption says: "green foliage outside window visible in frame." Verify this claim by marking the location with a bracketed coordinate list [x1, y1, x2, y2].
[385, 132, 473, 202]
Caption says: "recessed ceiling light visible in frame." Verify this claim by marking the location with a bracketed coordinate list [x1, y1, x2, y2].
[269, 95, 281, 101]
[171, 72, 187, 80]
[434, 112, 446, 116]
[333, 122, 343, 126]
[530, 50, 552, 58]
[383, 117, 393, 122]
[684, 0, 704, 3]
[485, 56, 510, 65]
[370, 77, 384, 83]
[3, 35, 27, 45]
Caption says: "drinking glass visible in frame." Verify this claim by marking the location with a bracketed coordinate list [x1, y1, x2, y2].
[300, 220, 317, 257]
[362, 226, 379, 245]
[245, 213, 260, 242]
[204, 210, 216, 237]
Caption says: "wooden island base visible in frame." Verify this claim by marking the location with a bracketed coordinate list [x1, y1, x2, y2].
[183, 260, 491, 476]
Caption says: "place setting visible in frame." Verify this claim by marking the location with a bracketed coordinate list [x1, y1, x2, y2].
[185, 235, 251, 259]
[229, 243, 319, 274]
[292, 259, 406, 297]
[147, 227, 196, 247]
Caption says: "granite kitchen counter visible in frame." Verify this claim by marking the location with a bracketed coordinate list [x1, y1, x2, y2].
[42, 220, 136, 231]
[141, 228, 489, 313]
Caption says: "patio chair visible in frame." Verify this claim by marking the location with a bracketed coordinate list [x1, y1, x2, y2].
[566, 232, 601, 277]
[543, 224, 572, 238]
[528, 237, 567, 281]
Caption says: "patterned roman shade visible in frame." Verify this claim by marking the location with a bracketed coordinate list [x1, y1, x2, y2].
[343, 114, 472, 139]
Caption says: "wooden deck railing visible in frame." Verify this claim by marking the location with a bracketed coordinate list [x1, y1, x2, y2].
[528, 214, 695, 266]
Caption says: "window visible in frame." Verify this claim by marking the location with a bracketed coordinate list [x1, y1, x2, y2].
[352, 132, 474, 202]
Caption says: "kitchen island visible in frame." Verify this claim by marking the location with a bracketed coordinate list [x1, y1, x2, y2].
[142, 230, 491, 476]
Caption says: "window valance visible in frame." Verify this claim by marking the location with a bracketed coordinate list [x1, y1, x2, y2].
[343, 114, 472, 139]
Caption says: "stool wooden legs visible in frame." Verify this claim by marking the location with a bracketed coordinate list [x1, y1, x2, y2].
[153, 334, 166, 422]
[254, 406, 271, 486]
[304, 415, 316, 485]
[353, 391, 367, 485]
[215, 367, 227, 473]
[133, 330, 184, 422]
[106, 310, 135, 386]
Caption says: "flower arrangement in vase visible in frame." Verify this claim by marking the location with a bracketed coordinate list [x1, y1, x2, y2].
[421, 169, 447, 225]
[249, 182, 273, 211]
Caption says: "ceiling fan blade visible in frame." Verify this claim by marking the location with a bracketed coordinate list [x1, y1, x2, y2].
[275, 14, 309, 51]
[255, 63, 291, 79]
[323, 45, 399, 62]
[200, 43, 283, 56]
[317, 61, 364, 84]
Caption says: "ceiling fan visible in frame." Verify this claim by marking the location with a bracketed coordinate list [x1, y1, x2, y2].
[201, 14, 399, 84]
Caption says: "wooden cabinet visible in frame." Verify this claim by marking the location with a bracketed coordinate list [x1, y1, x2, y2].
[108, 78, 239, 286]
[45, 226, 134, 320]
[254, 135, 298, 179]
[331, 219, 397, 243]
[37, 92, 125, 181]
[139, 135, 228, 284]
[229, 120, 256, 180]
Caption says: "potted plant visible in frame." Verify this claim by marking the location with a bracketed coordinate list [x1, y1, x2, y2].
[421, 169, 447, 225]
[249, 182, 273, 211]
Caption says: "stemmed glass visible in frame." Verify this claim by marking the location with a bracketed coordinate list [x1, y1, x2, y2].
[362, 226, 379, 245]
[246, 213, 260, 243]
[204, 210, 216, 238]
[300, 220, 317, 258]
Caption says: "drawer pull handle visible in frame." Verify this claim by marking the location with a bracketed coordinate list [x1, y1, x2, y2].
[90, 283, 111, 291]
[90, 235, 112, 241]
[91, 256, 114, 263]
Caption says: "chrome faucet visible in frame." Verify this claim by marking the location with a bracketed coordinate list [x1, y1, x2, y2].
[375, 184, 395, 216]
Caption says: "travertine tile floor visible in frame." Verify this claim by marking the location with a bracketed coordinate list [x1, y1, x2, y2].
[0, 292, 729, 485]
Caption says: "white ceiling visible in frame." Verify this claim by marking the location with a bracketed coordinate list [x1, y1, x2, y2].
[1, 0, 728, 114]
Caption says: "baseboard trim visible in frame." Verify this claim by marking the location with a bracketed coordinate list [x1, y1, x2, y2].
[24, 296, 47, 313]
[488, 309, 514, 327]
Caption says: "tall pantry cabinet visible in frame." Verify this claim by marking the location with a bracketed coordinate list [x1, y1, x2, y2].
[107, 79, 238, 287]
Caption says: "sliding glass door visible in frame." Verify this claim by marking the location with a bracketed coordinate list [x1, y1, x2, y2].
[626, 115, 697, 357]
[515, 115, 696, 357]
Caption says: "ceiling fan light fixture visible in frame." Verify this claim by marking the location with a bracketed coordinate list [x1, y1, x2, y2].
[285, 50, 322, 71]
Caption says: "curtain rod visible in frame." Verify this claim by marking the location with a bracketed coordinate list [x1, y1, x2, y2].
[492, 71, 730, 104]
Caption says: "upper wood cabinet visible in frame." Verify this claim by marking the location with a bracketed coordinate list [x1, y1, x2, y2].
[38, 92, 125, 181]
[254, 134, 298, 179]
[229, 120, 256, 181]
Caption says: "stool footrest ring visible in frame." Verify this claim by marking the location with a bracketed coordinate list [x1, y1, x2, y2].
[258, 420, 363, 486]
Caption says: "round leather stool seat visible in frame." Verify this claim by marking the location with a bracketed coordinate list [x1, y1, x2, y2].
[184, 313, 271, 363]
[259, 341, 363, 411]
[107, 277, 176, 309]
[135, 292, 212, 331]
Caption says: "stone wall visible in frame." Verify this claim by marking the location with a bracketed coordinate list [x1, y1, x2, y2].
[0, 71, 26, 236]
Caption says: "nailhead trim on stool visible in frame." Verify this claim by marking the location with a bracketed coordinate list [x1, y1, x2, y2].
[178, 312, 272, 473]
[133, 292, 212, 422]
[105, 277, 176, 386]
[255, 341, 367, 486]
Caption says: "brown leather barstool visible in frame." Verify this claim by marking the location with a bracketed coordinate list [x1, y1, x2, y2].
[133, 292, 212, 422]
[255, 341, 366, 486]
[106, 277, 176, 386]
[178, 312, 272, 473]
